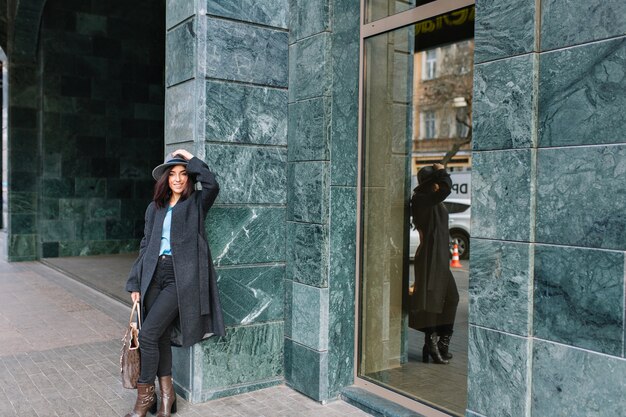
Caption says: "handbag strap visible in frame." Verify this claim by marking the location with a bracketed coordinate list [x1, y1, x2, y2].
[129, 300, 141, 329]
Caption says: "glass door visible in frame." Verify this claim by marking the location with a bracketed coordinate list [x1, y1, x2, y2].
[357, 3, 474, 416]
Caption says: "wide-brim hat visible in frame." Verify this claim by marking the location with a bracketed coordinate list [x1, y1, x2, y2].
[152, 155, 188, 180]
[417, 165, 436, 186]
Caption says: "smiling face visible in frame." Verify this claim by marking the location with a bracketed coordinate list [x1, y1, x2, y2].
[168, 165, 188, 197]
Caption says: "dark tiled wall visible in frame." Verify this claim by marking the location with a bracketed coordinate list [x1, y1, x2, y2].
[38, 0, 164, 257]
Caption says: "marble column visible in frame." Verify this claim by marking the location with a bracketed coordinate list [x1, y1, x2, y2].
[285, 0, 359, 401]
[165, 0, 289, 402]
[470, 1, 626, 416]
[6, 60, 39, 261]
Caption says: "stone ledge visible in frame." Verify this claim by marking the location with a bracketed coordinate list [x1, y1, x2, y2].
[341, 387, 427, 417]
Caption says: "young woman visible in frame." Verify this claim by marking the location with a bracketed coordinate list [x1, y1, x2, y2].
[124, 149, 225, 417]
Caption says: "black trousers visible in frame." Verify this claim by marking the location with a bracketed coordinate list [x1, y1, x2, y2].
[421, 275, 459, 336]
[138, 256, 179, 384]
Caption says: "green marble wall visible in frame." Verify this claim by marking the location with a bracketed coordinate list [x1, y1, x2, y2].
[470, 1, 626, 416]
[285, 0, 360, 402]
[166, 0, 289, 403]
[166, 0, 358, 404]
[6, 0, 165, 261]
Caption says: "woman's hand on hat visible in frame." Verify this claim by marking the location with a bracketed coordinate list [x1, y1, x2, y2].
[433, 163, 445, 170]
[172, 149, 194, 161]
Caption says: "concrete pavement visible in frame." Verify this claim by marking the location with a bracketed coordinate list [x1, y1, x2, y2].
[0, 258, 370, 417]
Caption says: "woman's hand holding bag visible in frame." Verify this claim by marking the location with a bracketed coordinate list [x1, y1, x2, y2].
[120, 300, 141, 389]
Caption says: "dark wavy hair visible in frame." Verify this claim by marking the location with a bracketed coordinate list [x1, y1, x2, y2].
[153, 165, 195, 208]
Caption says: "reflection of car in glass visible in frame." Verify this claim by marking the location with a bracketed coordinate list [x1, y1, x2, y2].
[445, 199, 471, 260]
[409, 199, 471, 260]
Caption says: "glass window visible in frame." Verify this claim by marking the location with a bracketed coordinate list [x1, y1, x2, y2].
[422, 48, 437, 80]
[366, 0, 437, 24]
[421, 111, 436, 139]
[359, 5, 474, 416]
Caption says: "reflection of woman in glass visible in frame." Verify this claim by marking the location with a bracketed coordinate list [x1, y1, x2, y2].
[409, 163, 459, 364]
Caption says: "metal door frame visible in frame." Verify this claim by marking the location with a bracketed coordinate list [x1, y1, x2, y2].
[354, 1, 474, 415]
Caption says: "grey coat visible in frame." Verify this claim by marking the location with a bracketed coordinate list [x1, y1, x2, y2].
[125, 157, 225, 347]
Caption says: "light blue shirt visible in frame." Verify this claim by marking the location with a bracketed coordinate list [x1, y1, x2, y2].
[159, 206, 173, 255]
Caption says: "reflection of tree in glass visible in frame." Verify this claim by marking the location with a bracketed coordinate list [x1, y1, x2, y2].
[414, 40, 474, 167]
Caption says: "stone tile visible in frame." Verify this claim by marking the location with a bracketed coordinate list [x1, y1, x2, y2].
[540, 1, 626, 51]
[474, 0, 536, 63]
[534, 245, 624, 356]
[289, 0, 330, 43]
[9, 61, 38, 107]
[42, 242, 60, 258]
[469, 240, 532, 336]
[288, 97, 331, 162]
[75, 178, 106, 198]
[207, 206, 286, 266]
[285, 338, 328, 401]
[59, 198, 88, 219]
[43, 152, 63, 177]
[75, 12, 107, 36]
[58, 240, 139, 257]
[329, 0, 359, 187]
[208, 0, 288, 29]
[206, 18, 288, 87]
[9, 191, 37, 214]
[10, 214, 37, 234]
[165, 80, 196, 144]
[41, 178, 74, 198]
[286, 222, 329, 288]
[327, 187, 356, 397]
[166, 20, 196, 86]
[532, 340, 626, 417]
[538, 38, 626, 147]
[287, 161, 330, 224]
[217, 264, 285, 327]
[204, 143, 287, 204]
[536, 145, 626, 250]
[106, 219, 135, 240]
[133, 103, 164, 121]
[467, 326, 530, 417]
[88, 198, 121, 220]
[197, 322, 284, 391]
[342, 386, 428, 417]
[166, 0, 195, 29]
[206, 81, 287, 146]
[284, 279, 293, 339]
[471, 149, 534, 242]
[41, 220, 75, 241]
[291, 282, 329, 351]
[76, 220, 107, 241]
[171, 345, 192, 391]
[473, 54, 536, 151]
[289, 33, 331, 102]
[8, 234, 38, 261]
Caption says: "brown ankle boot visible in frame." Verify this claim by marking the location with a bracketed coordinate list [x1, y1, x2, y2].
[157, 376, 177, 416]
[125, 382, 157, 417]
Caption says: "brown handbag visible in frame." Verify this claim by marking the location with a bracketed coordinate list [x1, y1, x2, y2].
[120, 300, 141, 389]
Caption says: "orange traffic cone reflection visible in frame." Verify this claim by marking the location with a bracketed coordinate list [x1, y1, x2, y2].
[450, 244, 463, 268]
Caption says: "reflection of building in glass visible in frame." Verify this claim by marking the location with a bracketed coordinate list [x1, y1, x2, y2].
[413, 40, 474, 175]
